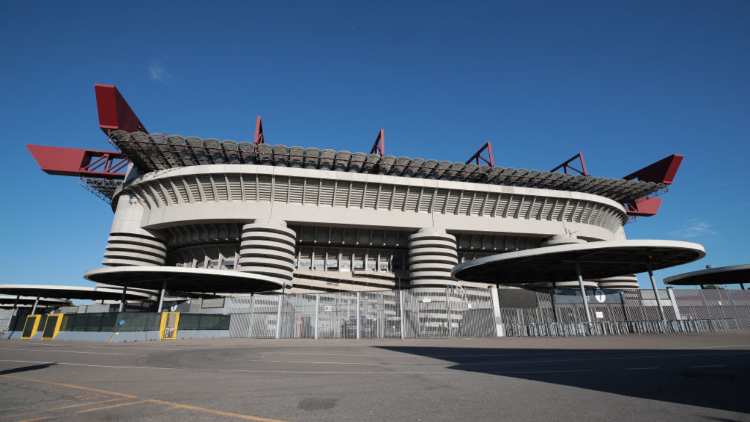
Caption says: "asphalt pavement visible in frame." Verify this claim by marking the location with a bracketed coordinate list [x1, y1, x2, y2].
[1, 333, 749, 421]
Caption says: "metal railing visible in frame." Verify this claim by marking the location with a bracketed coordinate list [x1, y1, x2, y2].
[217, 287, 746, 339]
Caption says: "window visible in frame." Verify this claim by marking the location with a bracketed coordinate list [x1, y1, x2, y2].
[312, 250, 325, 271]
[326, 250, 339, 271]
[339, 251, 351, 272]
[378, 254, 390, 272]
[366, 254, 377, 271]
[353, 253, 365, 270]
[297, 248, 312, 270]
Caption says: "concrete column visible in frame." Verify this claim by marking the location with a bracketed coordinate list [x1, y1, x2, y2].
[157, 281, 167, 312]
[275, 295, 283, 339]
[104, 193, 166, 267]
[314, 294, 319, 340]
[399, 289, 405, 340]
[648, 269, 666, 321]
[118, 285, 128, 313]
[666, 287, 682, 320]
[408, 228, 458, 288]
[489, 285, 504, 337]
[576, 263, 592, 324]
[355, 292, 361, 339]
[239, 219, 296, 290]
[550, 282, 558, 323]
[31, 296, 39, 316]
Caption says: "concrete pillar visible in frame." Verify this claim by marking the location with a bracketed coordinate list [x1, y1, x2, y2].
[356, 292, 361, 339]
[104, 193, 166, 267]
[118, 285, 128, 313]
[576, 263, 592, 324]
[239, 219, 296, 290]
[314, 294, 319, 340]
[648, 269, 666, 321]
[489, 285, 504, 337]
[157, 281, 166, 312]
[31, 296, 39, 316]
[667, 287, 682, 320]
[408, 228, 458, 288]
[275, 295, 283, 339]
[399, 289, 405, 340]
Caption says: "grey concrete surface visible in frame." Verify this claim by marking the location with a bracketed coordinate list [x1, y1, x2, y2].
[1, 334, 749, 421]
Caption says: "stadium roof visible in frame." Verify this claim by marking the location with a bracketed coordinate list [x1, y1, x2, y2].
[0, 294, 70, 307]
[109, 130, 665, 203]
[664, 264, 750, 286]
[84, 266, 286, 293]
[0, 284, 154, 301]
[452, 240, 705, 283]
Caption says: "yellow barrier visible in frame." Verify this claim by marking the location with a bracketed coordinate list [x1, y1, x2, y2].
[159, 312, 180, 340]
[21, 315, 41, 339]
[42, 314, 64, 340]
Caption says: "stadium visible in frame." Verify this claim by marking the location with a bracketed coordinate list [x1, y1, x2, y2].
[11, 83, 744, 341]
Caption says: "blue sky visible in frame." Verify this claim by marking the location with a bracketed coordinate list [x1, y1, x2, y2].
[1, 1, 748, 288]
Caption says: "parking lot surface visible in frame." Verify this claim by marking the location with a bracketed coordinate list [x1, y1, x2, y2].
[1, 334, 749, 421]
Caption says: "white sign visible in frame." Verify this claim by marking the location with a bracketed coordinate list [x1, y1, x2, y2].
[595, 311, 604, 319]
[421, 298, 432, 303]
[594, 289, 606, 303]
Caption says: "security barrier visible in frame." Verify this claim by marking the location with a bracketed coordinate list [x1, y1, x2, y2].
[42, 314, 64, 340]
[21, 315, 41, 339]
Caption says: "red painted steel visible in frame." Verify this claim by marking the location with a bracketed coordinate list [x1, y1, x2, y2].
[625, 196, 662, 217]
[27, 144, 128, 179]
[254, 116, 265, 144]
[465, 142, 495, 167]
[550, 152, 588, 176]
[370, 129, 385, 156]
[95, 84, 147, 133]
[624, 154, 683, 184]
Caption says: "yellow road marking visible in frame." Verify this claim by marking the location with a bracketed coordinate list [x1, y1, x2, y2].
[144, 399, 287, 422]
[16, 416, 51, 422]
[0, 375, 287, 422]
[1, 398, 125, 418]
[76, 399, 148, 414]
[0, 374, 136, 399]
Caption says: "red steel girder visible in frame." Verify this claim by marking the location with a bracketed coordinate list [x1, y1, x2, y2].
[624, 154, 683, 185]
[370, 129, 385, 156]
[466, 142, 495, 167]
[254, 116, 265, 144]
[28, 144, 129, 179]
[551, 152, 588, 176]
[625, 196, 662, 217]
[95, 84, 147, 133]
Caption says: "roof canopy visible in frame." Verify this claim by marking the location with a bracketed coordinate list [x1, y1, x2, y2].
[0, 284, 153, 301]
[452, 240, 705, 284]
[84, 266, 285, 294]
[0, 294, 70, 306]
[109, 131, 664, 203]
[664, 264, 750, 286]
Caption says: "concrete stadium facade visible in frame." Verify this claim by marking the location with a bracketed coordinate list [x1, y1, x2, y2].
[100, 149, 635, 294]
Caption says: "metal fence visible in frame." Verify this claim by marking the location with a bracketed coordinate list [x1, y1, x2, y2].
[215, 287, 750, 339]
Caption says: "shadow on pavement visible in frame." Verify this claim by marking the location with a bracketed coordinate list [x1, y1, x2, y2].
[378, 346, 749, 413]
[0, 362, 56, 376]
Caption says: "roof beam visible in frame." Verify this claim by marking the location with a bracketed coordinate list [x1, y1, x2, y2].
[95, 84, 147, 133]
